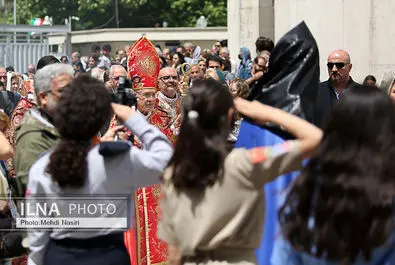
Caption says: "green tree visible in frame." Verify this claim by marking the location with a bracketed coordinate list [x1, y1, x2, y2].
[11, 0, 78, 25]
[9, 0, 226, 30]
[168, 0, 227, 27]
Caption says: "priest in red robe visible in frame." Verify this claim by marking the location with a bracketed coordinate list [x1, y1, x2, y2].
[148, 67, 182, 145]
[123, 36, 169, 265]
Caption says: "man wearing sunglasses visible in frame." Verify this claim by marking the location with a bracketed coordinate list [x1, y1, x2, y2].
[246, 56, 267, 89]
[149, 67, 182, 145]
[106, 65, 127, 93]
[314, 49, 361, 128]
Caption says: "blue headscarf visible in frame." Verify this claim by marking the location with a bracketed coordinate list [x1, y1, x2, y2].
[237, 47, 252, 80]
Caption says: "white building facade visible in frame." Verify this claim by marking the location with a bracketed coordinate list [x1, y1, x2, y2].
[228, 0, 395, 83]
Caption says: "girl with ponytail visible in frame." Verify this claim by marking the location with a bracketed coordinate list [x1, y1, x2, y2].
[158, 78, 322, 265]
[45, 75, 111, 188]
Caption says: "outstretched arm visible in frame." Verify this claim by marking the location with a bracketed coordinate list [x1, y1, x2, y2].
[234, 98, 322, 158]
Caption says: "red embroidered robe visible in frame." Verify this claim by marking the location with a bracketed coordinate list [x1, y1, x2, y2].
[148, 93, 182, 146]
[122, 98, 181, 265]
[108, 113, 165, 265]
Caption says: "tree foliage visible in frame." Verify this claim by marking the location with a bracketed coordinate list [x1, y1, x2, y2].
[169, 0, 227, 27]
[8, 0, 226, 30]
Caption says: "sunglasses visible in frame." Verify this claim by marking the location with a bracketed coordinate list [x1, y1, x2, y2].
[327, 62, 348, 69]
[0, 75, 6, 80]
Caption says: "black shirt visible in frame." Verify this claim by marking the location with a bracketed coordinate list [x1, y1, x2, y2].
[314, 77, 361, 128]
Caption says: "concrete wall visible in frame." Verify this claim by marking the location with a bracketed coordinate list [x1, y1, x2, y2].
[227, 0, 274, 62]
[274, 0, 395, 84]
[370, 0, 395, 84]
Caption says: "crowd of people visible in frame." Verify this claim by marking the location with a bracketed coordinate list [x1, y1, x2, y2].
[0, 21, 395, 265]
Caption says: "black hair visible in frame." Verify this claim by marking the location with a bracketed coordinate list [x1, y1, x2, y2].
[363, 75, 377, 85]
[46, 75, 112, 188]
[6, 66, 14, 72]
[159, 55, 168, 69]
[36, 55, 60, 70]
[91, 43, 101, 53]
[60, 55, 69, 63]
[279, 85, 395, 264]
[73, 61, 86, 73]
[155, 44, 162, 51]
[89, 54, 100, 64]
[206, 55, 224, 68]
[168, 78, 234, 189]
[173, 52, 185, 65]
[102, 44, 112, 52]
[255, 36, 274, 53]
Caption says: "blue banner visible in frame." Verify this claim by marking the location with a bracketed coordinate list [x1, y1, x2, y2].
[235, 120, 300, 265]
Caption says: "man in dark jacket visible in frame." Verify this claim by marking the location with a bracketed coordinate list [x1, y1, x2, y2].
[314, 49, 361, 128]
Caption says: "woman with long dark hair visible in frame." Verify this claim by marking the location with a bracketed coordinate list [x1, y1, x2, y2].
[27, 75, 173, 265]
[158, 79, 322, 265]
[363, 75, 376, 87]
[272, 85, 395, 265]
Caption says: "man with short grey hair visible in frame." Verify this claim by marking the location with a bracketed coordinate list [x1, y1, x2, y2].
[183, 42, 200, 64]
[14, 63, 74, 195]
[183, 42, 194, 57]
[71, 51, 86, 70]
[106, 65, 127, 93]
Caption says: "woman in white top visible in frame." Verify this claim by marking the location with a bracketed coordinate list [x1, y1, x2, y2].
[27, 75, 173, 265]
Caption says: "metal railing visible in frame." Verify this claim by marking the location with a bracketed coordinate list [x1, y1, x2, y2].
[0, 24, 71, 72]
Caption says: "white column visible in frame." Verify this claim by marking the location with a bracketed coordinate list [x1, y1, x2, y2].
[227, 0, 274, 61]
[370, 0, 395, 84]
[275, 0, 372, 83]
[227, 0, 241, 62]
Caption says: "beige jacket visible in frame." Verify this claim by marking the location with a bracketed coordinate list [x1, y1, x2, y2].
[158, 140, 303, 264]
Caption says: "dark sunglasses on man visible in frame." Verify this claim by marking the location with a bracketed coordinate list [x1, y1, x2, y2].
[327, 62, 348, 69]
